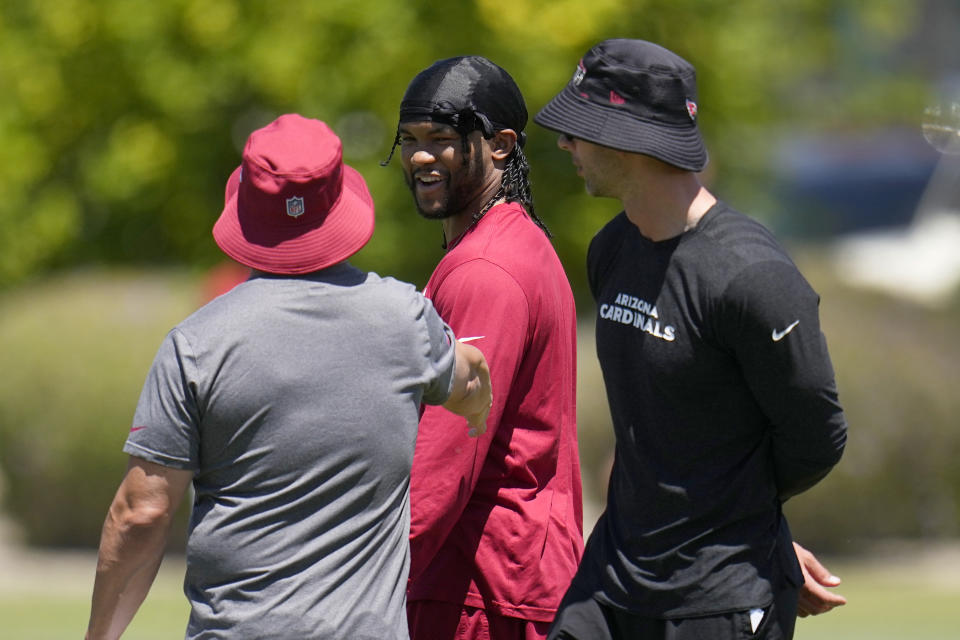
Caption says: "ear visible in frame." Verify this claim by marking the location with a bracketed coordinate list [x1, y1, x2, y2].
[489, 129, 517, 161]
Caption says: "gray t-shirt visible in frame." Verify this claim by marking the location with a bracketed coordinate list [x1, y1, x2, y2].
[124, 264, 457, 639]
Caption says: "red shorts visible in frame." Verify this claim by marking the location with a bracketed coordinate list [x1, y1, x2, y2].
[408, 599, 551, 640]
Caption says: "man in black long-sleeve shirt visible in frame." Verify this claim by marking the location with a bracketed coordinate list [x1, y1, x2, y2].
[535, 39, 847, 640]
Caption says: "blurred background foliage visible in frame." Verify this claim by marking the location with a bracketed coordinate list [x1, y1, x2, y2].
[0, 0, 945, 295]
[1, 0, 958, 551]
[0, 270, 199, 547]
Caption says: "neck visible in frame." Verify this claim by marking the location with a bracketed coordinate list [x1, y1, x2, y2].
[620, 163, 716, 241]
[441, 180, 504, 246]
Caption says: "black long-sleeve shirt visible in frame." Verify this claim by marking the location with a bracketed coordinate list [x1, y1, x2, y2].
[575, 202, 847, 618]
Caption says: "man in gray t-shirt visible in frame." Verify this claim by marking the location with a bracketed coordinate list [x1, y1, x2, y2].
[85, 115, 492, 640]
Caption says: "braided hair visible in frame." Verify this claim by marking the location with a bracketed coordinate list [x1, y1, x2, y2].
[500, 143, 550, 238]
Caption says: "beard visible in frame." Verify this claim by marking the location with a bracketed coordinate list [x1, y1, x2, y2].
[405, 141, 486, 220]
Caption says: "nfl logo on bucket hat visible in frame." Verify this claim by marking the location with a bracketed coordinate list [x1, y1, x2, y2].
[285, 196, 305, 218]
[213, 114, 375, 275]
[534, 38, 708, 172]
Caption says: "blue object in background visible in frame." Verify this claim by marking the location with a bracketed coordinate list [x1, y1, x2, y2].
[771, 129, 940, 238]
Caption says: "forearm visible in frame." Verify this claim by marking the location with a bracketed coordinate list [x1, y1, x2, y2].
[774, 452, 842, 501]
[86, 458, 191, 640]
[442, 341, 492, 434]
[773, 403, 847, 500]
[86, 505, 171, 640]
[728, 261, 848, 499]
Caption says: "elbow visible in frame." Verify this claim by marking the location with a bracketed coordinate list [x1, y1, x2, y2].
[775, 452, 843, 501]
[775, 410, 847, 499]
[776, 466, 831, 502]
[775, 441, 847, 501]
[829, 437, 846, 467]
[108, 499, 173, 535]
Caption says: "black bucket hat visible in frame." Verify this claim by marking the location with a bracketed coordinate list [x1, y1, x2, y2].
[535, 39, 707, 171]
[382, 56, 528, 164]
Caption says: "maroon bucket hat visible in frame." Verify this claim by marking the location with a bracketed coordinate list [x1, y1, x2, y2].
[213, 114, 374, 274]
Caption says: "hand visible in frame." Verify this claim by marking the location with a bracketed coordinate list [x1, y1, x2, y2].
[464, 393, 491, 438]
[794, 542, 847, 617]
[444, 341, 492, 437]
[462, 370, 492, 438]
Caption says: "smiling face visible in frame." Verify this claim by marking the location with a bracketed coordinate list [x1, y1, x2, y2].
[399, 121, 492, 221]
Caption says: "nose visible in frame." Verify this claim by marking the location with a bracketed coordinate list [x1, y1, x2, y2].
[409, 146, 436, 167]
[557, 133, 575, 151]
[410, 145, 433, 161]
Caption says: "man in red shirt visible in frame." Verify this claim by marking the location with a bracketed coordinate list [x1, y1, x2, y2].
[383, 56, 584, 640]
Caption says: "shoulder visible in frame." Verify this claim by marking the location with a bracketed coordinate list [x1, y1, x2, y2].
[677, 202, 802, 297]
[430, 255, 528, 308]
[693, 202, 792, 269]
[451, 202, 557, 260]
[691, 205, 818, 318]
[356, 271, 421, 302]
[432, 204, 563, 294]
[668, 202, 816, 321]
[339, 273, 444, 333]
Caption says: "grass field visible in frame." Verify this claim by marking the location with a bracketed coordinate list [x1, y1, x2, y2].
[3, 541, 957, 639]
[793, 544, 960, 639]
[0, 545, 189, 639]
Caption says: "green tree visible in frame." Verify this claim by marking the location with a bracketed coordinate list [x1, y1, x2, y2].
[0, 0, 932, 298]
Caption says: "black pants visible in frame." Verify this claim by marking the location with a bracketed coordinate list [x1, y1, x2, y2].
[547, 585, 799, 640]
